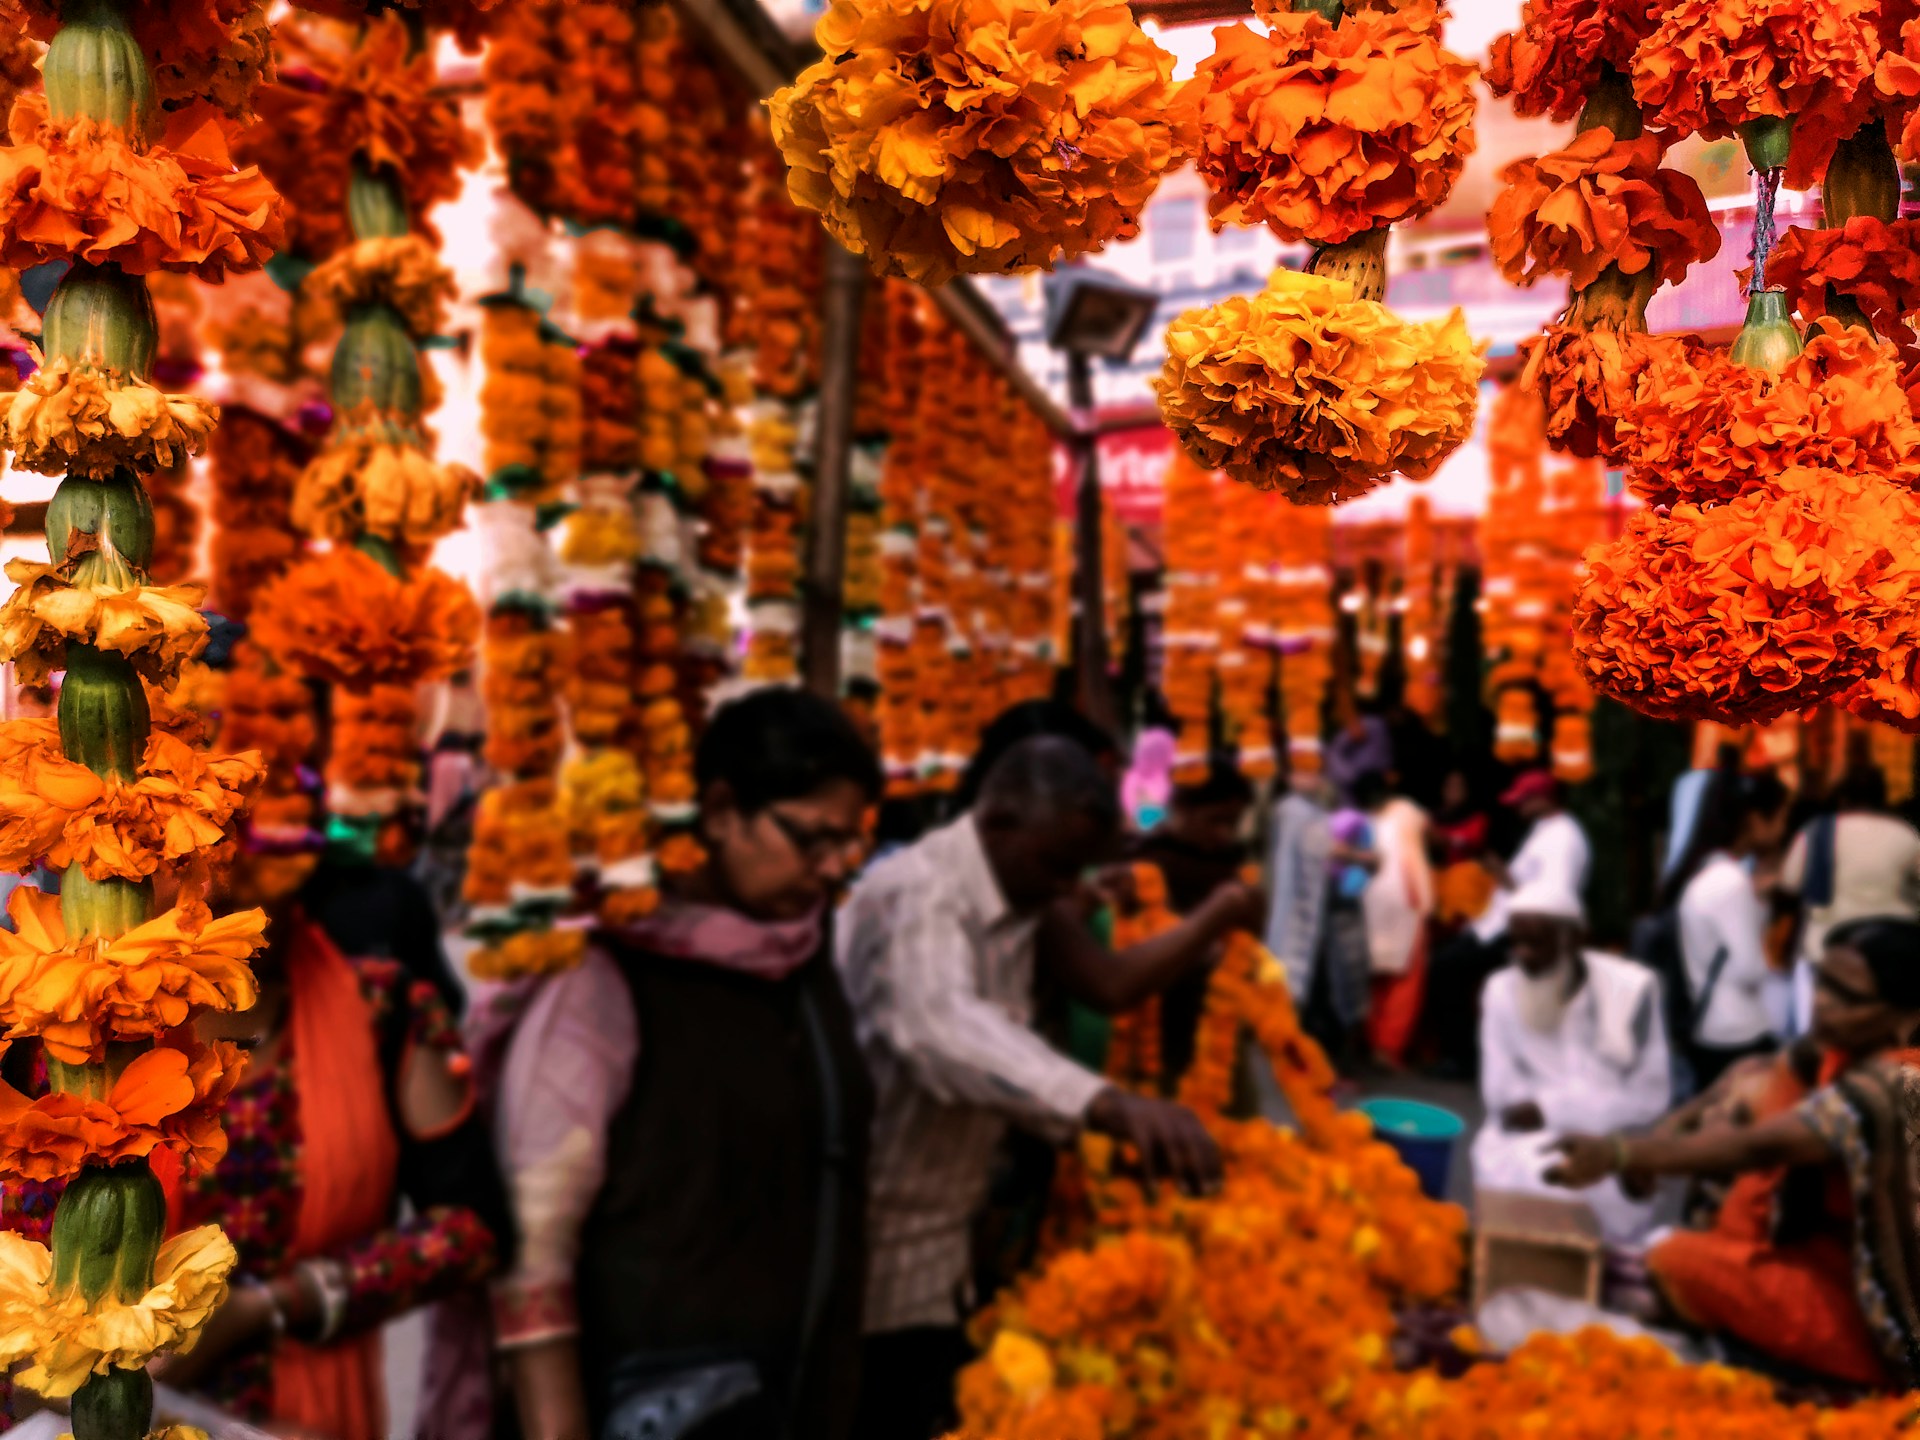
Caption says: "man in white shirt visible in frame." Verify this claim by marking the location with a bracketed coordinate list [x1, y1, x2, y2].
[838, 736, 1260, 1440]
[1778, 766, 1920, 1035]
[1474, 879, 1671, 1244]
[1474, 769, 1592, 945]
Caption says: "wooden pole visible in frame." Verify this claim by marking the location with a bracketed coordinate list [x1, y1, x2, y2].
[1068, 352, 1118, 733]
[803, 240, 869, 699]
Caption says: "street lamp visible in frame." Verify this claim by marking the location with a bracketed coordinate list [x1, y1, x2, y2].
[1044, 268, 1160, 734]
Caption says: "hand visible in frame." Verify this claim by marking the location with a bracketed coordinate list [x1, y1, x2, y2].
[1086, 1087, 1223, 1198]
[1500, 1101, 1546, 1134]
[1544, 1134, 1620, 1190]
[151, 1281, 281, 1389]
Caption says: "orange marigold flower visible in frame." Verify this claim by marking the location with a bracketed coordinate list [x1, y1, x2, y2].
[0, 719, 262, 882]
[240, 16, 480, 261]
[0, 94, 283, 279]
[1489, 129, 1719, 291]
[1516, 322, 1698, 461]
[1155, 269, 1483, 504]
[768, 0, 1198, 286]
[5, 356, 218, 480]
[1486, 0, 1661, 121]
[1767, 216, 1920, 358]
[1611, 321, 1920, 505]
[0, 1035, 245, 1182]
[1191, 2, 1475, 246]
[466, 927, 587, 982]
[291, 417, 479, 549]
[1571, 466, 1920, 724]
[249, 547, 479, 693]
[0, 887, 265, 1064]
[1631, 0, 1881, 184]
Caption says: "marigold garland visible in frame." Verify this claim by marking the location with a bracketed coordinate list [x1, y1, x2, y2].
[768, 0, 1198, 285]
[327, 684, 419, 799]
[1515, 322, 1697, 462]
[5, 356, 218, 479]
[248, 546, 479, 694]
[0, 0, 275, 119]
[1572, 465, 1920, 724]
[1488, 128, 1719, 291]
[0, 93, 283, 278]
[0, 720, 261, 884]
[466, 927, 587, 983]
[290, 420, 479, 550]
[0, 1035, 244, 1181]
[1192, 2, 1476, 246]
[1156, 269, 1483, 504]
[0, 886, 264, 1065]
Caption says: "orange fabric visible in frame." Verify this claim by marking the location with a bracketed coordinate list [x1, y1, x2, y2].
[1367, 936, 1428, 1065]
[1649, 1230, 1887, 1388]
[271, 918, 400, 1440]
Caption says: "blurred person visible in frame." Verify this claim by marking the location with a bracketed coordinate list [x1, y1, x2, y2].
[1326, 699, 1393, 808]
[1359, 770, 1435, 1067]
[491, 690, 883, 1440]
[1476, 769, 1591, 945]
[1121, 726, 1179, 833]
[1666, 772, 1792, 1091]
[1778, 766, 1920, 1036]
[839, 737, 1258, 1440]
[1431, 769, 1495, 933]
[1128, 754, 1255, 1084]
[1474, 879, 1670, 1244]
[147, 893, 506, 1438]
[1268, 769, 1376, 1066]
[1551, 918, 1920, 1388]
[950, 699, 1121, 814]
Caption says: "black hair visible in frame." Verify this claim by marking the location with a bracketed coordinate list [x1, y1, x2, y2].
[1836, 765, 1889, 815]
[1173, 754, 1254, 811]
[1352, 769, 1392, 811]
[954, 700, 1119, 810]
[977, 734, 1119, 832]
[1659, 767, 1790, 909]
[1826, 917, 1920, 1010]
[694, 687, 882, 814]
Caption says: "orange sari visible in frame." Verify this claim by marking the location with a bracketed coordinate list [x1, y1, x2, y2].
[1647, 1050, 1913, 1388]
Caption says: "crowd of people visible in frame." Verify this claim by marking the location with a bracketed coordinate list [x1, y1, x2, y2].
[7, 688, 1920, 1438]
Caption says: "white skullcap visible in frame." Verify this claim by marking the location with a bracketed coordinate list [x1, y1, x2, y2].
[1508, 875, 1585, 925]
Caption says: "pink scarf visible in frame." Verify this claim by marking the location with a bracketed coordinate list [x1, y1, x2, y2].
[606, 898, 823, 979]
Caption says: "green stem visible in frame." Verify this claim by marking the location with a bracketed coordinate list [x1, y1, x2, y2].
[354, 532, 406, 579]
[1729, 289, 1805, 374]
[71, 1367, 153, 1440]
[1293, 0, 1344, 17]
[348, 162, 411, 242]
[60, 868, 154, 941]
[58, 643, 151, 781]
[41, 264, 158, 378]
[1574, 67, 1642, 143]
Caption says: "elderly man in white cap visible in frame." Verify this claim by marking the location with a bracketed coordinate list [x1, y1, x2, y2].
[1473, 876, 1672, 1243]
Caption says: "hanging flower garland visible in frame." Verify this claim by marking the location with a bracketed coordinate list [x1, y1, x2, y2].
[769, 0, 1198, 286]
[0, 5, 281, 1430]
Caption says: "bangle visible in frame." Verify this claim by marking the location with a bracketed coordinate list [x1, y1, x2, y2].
[1610, 1135, 1632, 1175]
[295, 1259, 351, 1346]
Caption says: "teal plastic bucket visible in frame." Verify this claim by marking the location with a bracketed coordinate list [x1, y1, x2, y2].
[1356, 1098, 1466, 1200]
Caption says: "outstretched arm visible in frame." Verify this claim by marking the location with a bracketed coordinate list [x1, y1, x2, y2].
[1037, 880, 1263, 1014]
[1548, 1107, 1831, 1190]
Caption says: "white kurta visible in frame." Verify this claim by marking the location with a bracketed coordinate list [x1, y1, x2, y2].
[1473, 811, 1592, 943]
[1474, 951, 1672, 1245]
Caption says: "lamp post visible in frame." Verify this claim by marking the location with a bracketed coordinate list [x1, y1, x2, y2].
[802, 239, 868, 699]
[1045, 270, 1159, 735]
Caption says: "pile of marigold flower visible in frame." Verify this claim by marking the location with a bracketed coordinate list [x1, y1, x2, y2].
[956, 872, 1920, 1440]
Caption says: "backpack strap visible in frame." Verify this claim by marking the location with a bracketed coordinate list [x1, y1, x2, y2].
[1692, 943, 1732, 1046]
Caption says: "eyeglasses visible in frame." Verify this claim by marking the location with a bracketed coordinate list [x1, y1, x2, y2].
[1814, 967, 1877, 1007]
[763, 807, 864, 865]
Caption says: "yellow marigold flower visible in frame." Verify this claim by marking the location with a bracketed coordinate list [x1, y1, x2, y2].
[292, 407, 479, 549]
[5, 358, 218, 480]
[1155, 270, 1484, 505]
[299, 234, 457, 341]
[0, 1225, 235, 1399]
[0, 557, 208, 687]
[769, 0, 1198, 285]
[0, 887, 265, 1064]
[467, 927, 587, 982]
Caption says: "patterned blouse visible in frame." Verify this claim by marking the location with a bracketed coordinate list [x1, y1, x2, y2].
[1, 956, 506, 1427]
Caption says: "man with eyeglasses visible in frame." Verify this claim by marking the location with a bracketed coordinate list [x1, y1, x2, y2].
[839, 735, 1263, 1440]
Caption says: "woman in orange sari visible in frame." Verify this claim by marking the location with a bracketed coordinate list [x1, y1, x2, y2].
[1551, 917, 1920, 1388]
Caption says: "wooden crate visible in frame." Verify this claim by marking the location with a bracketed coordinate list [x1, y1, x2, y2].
[1472, 1188, 1606, 1309]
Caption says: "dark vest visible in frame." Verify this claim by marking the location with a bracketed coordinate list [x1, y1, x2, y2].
[577, 939, 873, 1439]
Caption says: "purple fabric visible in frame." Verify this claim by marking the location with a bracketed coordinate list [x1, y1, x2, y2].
[1326, 715, 1394, 804]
